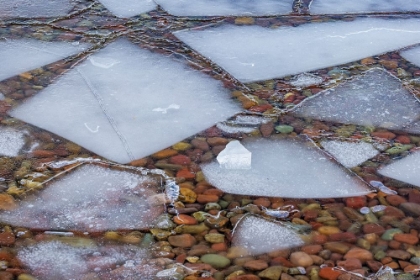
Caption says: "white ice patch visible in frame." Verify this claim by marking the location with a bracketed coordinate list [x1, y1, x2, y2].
[401, 45, 420, 68]
[232, 215, 305, 255]
[0, 164, 164, 231]
[310, 0, 420, 14]
[217, 140, 251, 169]
[321, 140, 380, 168]
[9, 39, 240, 164]
[0, 39, 90, 82]
[155, 0, 292, 16]
[293, 68, 420, 129]
[289, 73, 323, 88]
[0, 0, 75, 19]
[97, 0, 156, 18]
[0, 127, 26, 157]
[201, 137, 371, 198]
[379, 151, 420, 187]
[175, 18, 420, 82]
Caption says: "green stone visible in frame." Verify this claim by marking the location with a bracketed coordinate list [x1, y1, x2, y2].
[258, 266, 285, 280]
[200, 254, 231, 269]
[374, 250, 386, 261]
[381, 228, 403, 241]
[204, 233, 225, 243]
[275, 125, 294, 134]
[205, 202, 221, 211]
[386, 145, 413, 155]
[397, 274, 415, 280]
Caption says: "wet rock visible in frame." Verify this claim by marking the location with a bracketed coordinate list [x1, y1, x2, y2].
[0, 194, 16, 210]
[384, 206, 405, 218]
[343, 248, 373, 263]
[318, 226, 341, 235]
[243, 260, 268, 271]
[179, 188, 197, 204]
[170, 154, 191, 165]
[290, 252, 313, 267]
[393, 233, 418, 245]
[175, 223, 209, 234]
[336, 258, 362, 270]
[301, 244, 323, 255]
[387, 250, 411, 260]
[201, 254, 231, 269]
[381, 228, 403, 241]
[363, 223, 385, 235]
[386, 195, 407, 206]
[205, 233, 225, 244]
[168, 234, 196, 248]
[191, 138, 210, 151]
[152, 149, 178, 159]
[318, 267, 342, 280]
[275, 125, 294, 134]
[323, 242, 350, 255]
[173, 214, 198, 225]
[344, 197, 366, 209]
[400, 202, 420, 217]
[258, 266, 284, 280]
[0, 232, 15, 246]
[197, 194, 219, 203]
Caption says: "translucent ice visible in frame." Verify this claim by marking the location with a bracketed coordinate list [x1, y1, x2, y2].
[155, 0, 292, 16]
[216, 115, 269, 134]
[10, 39, 240, 164]
[97, 0, 156, 18]
[232, 215, 305, 255]
[293, 68, 420, 129]
[0, 0, 75, 19]
[0, 164, 164, 231]
[310, 0, 420, 14]
[201, 137, 371, 198]
[289, 73, 323, 88]
[0, 127, 25, 157]
[0, 39, 90, 82]
[321, 140, 379, 168]
[217, 140, 251, 169]
[378, 151, 420, 187]
[401, 46, 420, 68]
[175, 18, 420, 82]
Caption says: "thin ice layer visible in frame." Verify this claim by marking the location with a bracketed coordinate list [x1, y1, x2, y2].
[97, 0, 156, 17]
[0, 164, 163, 231]
[175, 18, 420, 83]
[379, 151, 420, 187]
[232, 215, 305, 255]
[0, 0, 75, 19]
[201, 137, 371, 198]
[0, 128, 25, 157]
[401, 46, 420, 68]
[310, 0, 420, 14]
[10, 39, 240, 164]
[0, 39, 90, 82]
[155, 0, 292, 16]
[321, 140, 379, 168]
[293, 68, 420, 129]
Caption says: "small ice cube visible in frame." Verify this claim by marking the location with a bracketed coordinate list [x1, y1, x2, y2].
[217, 140, 251, 169]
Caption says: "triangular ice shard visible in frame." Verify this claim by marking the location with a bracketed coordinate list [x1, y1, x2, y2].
[379, 151, 420, 187]
[0, 0, 76, 19]
[0, 39, 91, 82]
[10, 39, 240, 163]
[310, 0, 420, 14]
[232, 215, 305, 255]
[401, 46, 420, 69]
[217, 140, 251, 169]
[155, 0, 292, 16]
[175, 18, 420, 82]
[201, 137, 371, 198]
[293, 68, 420, 129]
[97, 0, 156, 18]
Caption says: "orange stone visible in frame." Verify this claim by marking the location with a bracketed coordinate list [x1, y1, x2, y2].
[174, 214, 198, 225]
[395, 135, 411, 144]
[176, 169, 195, 180]
[253, 197, 271, 207]
[371, 131, 396, 140]
[152, 149, 178, 159]
[197, 194, 219, 203]
[169, 155, 191, 165]
[0, 232, 15, 246]
[393, 233, 419, 245]
[319, 267, 342, 280]
[211, 242, 228, 251]
[129, 158, 147, 167]
[0, 194, 16, 211]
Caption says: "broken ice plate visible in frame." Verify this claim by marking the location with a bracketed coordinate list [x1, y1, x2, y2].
[217, 140, 252, 169]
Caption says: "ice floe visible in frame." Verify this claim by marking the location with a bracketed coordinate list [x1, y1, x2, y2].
[201, 137, 371, 198]
[155, 0, 292, 16]
[0, 39, 90, 82]
[232, 215, 305, 255]
[0, 127, 26, 157]
[378, 151, 420, 187]
[175, 18, 420, 82]
[310, 0, 420, 14]
[217, 140, 251, 169]
[293, 68, 420, 129]
[97, 0, 156, 18]
[401, 45, 420, 69]
[0, 0, 76, 19]
[321, 140, 380, 168]
[0, 164, 164, 231]
[10, 39, 240, 164]
[289, 73, 323, 88]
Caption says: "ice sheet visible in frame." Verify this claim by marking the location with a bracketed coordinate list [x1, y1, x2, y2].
[232, 215, 305, 255]
[0, 164, 164, 231]
[0, 0, 75, 19]
[97, 0, 156, 18]
[293, 68, 420, 129]
[378, 151, 420, 187]
[10, 39, 240, 164]
[0, 128, 25, 157]
[217, 140, 251, 169]
[0, 39, 90, 82]
[310, 0, 420, 14]
[175, 18, 420, 82]
[201, 137, 371, 198]
[401, 45, 420, 68]
[155, 0, 292, 16]
[321, 140, 379, 168]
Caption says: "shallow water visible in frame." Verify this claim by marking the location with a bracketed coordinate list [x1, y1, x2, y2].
[1, 1, 420, 279]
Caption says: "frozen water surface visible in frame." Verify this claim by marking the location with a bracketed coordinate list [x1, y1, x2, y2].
[232, 215, 305, 255]
[201, 137, 371, 198]
[0, 39, 90, 82]
[379, 151, 420, 187]
[155, 0, 292, 16]
[401, 46, 420, 68]
[0, 127, 25, 157]
[175, 18, 420, 82]
[293, 68, 420, 129]
[0, 0, 75, 19]
[321, 140, 380, 168]
[310, 0, 420, 14]
[97, 0, 156, 18]
[0, 164, 164, 231]
[10, 39, 240, 164]
[217, 140, 251, 169]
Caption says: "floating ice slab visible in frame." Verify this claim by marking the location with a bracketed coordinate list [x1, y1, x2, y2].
[175, 18, 420, 83]
[293, 68, 420, 129]
[310, 0, 420, 14]
[289, 73, 323, 88]
[97, 0, 156, 18]
[155, 0, 292, 16]
[0, 39, 90, 82]
[379, 151, 420, 187]
[321, 140, 380, 168]
[201, 137, 371, 198]
[232, 215, 305, 255]
[0, 0, 76, 19]
[401, 46, 420, 68]
[0, 128, 25, 157]
[217, 140, 251, 169]
[0, 164, 164, 231]
[10, 39, 240, 164]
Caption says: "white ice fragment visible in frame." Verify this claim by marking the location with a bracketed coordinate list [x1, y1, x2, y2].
[289, 73, 323, 88]
[217, 140, 251, 170]
[359, 207, 370, 214]
[44, 231, 74, 236]
[175, 18, 420, 82]
[0, 39, 90, 82]
[232, 215, 305, 255]
[152, 104, 180, 114]
[9, 39, 240, 164]
[232, 115, 270, 126]
[321, 140, 379, 168]
[97, 0, 156, 18]
[371, 205, 387, 213]
[155, 0, 292, 16]
[0, 0, 76, 19]
[293, 68, 420, 129]
[201, 137, 371, 198]
[216, 122, 258, 134]
[379, 152, 420, 187]
[310, 0, 420, 14]
[369, 180, 397, 195]
[0, 127, 26, 157]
